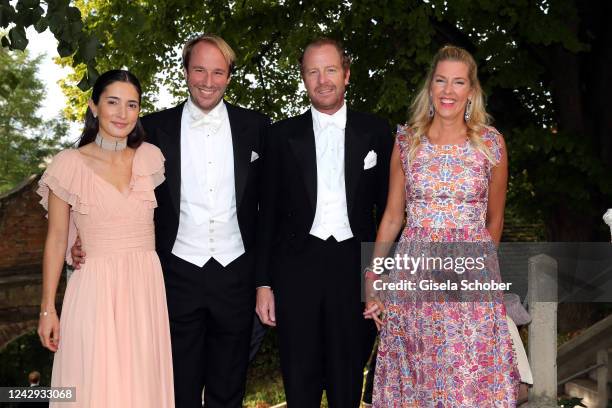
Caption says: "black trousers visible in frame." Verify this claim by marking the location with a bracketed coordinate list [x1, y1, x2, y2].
[274, 237, 377, 408]
[160, 252, 255, 408]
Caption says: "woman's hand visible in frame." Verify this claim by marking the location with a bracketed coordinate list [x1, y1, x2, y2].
[364, 298, 385, 330]
[39, 191, 69, 353]
[38, 311, 60, 352]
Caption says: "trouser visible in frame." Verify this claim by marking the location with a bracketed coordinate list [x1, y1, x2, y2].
[274, 237, 377, 408]
[161, 252, 254, 408]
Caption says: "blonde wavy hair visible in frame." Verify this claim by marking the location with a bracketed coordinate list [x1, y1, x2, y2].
[406, 45, 496, 164]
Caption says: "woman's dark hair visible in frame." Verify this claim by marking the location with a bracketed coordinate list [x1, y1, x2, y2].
[78, 69, 146, 148]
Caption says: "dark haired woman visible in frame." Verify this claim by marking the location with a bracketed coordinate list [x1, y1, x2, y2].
[37, 70, 174, 407]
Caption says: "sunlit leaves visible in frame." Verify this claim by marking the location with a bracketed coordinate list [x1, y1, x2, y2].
[1, 0, 96, 88]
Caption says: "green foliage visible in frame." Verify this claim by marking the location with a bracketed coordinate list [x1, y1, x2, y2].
[50, 0, 575, 124]
[0, 48, 67, 194]
[3, 0, 610, 239]
[58, 0, 608, 239]
[0, 0, 99, 89]
[244, 329, 285, 407]
[509, 126, 612, 215]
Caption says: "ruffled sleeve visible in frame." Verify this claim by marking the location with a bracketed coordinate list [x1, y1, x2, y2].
[37, 149, 90, 265]
[481, 126, 504, 164]
[37, 149, 93, 214]
[130, 142, 166, 208]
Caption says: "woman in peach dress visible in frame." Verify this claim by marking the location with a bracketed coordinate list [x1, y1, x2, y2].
[37, 70, 174, 407]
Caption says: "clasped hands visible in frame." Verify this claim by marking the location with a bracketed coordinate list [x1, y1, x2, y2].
[363, 274, 386, 330]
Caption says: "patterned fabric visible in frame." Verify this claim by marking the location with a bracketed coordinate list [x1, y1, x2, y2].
[372, 126, 519, 407]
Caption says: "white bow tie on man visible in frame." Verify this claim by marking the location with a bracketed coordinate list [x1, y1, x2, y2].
[318, 113, 346, 131]
[191, 112, 223, 131]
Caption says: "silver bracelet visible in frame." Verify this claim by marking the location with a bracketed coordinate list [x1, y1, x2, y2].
[40, 310, 56, 316]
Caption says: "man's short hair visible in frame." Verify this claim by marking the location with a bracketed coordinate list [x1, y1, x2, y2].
[182, 34, 236, 75]
[28, 371, 40, 384]
[299, 37, 351, 75]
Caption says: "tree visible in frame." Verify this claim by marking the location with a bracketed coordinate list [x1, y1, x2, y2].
[0, 0, 100, 89]
[0, 48, 67, 194]
[4, 0, 611, 240]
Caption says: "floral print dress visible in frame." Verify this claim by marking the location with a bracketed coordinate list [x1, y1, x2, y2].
[372, 126, 519, 407]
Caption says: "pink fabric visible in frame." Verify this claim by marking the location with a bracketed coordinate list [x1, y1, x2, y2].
[372, 126, 518, 407]
[37, 143, 174, 407]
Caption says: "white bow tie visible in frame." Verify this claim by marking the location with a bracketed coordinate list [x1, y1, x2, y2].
[191, 114, 223, 130]
[318, 114, 345, 130]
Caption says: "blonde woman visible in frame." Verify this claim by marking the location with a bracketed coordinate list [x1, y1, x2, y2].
[364, 46, 519, 406]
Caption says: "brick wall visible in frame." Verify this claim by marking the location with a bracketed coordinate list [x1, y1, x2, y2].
[0, 176, 65, 345]
[0, 175, 47, 275]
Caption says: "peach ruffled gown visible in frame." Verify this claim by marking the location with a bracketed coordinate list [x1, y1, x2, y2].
[37, 142, 174, 407]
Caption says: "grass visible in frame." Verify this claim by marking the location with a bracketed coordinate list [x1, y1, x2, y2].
[243, 329, 285, 407]
[244, 328, 350, 408]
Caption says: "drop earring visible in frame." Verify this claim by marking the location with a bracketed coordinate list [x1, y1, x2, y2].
[464, 99, 472, 122]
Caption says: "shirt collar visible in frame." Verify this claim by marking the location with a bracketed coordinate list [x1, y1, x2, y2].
[311, 101, 347, 133]
[186, 97, 226, 122]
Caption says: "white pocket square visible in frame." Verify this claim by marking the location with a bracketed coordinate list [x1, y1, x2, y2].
[363, 150, 377, 170]
[251, 151, 259, 162]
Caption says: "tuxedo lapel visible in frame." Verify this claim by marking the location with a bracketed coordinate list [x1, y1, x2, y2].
[156, 103, 184, 216]
[344, 110, 370, 217]
[226, 102, 250, 210]
[288, 111, 317, 212]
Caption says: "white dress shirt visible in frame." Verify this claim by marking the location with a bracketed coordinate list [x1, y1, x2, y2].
[309, 103, 354, 241]
[172, 98, 245, 267]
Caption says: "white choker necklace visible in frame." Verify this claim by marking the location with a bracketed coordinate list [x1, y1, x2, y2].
[95, 134, 127, 151]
